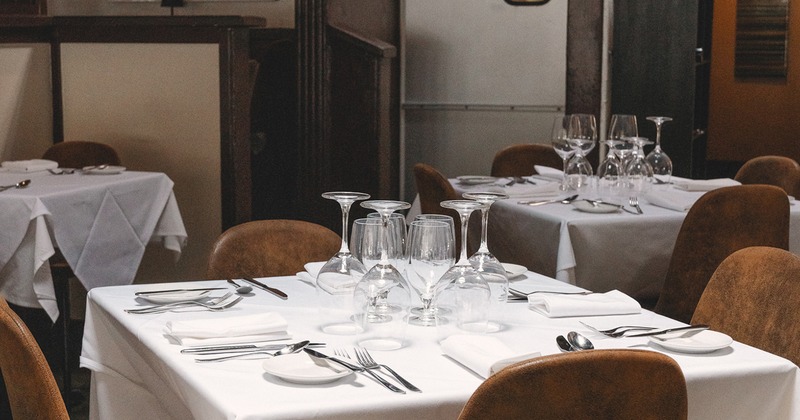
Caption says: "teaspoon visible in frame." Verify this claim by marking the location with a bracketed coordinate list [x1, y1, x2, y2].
[567, 331, 594, 350]
[556, 335, 574, 352]
[0, 179, 30, 192]
[227, 279, 253, 294]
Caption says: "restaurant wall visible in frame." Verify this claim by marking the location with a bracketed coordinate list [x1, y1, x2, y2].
[707, 0, 800, 164]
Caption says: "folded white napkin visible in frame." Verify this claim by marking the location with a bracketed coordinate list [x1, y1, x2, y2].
[534, 165, 564, 181]
[488, 181, 561, 199]
[528, 289, 641, 318]
[672, 178, 740, 192]
[1, 159, 58, 173]
[644, 190, 701, 212]
[165, 312, 290, 346]
[440, 335, 540, 379]
[297, 261, 361, 294]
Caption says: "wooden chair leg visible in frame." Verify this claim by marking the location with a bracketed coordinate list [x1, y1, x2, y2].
[53, 278, 71, 409]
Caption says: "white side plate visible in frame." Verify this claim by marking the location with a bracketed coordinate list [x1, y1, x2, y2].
[501, 263, 527, 279]
[262, 353, 353, 384]
[649, 330, 733, 353]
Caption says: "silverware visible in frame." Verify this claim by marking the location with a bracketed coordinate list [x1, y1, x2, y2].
[578, 321, 657, 336]
[241, 277, 288, 300]
[305, 348, 405, 394]
[181, 342, 325, 355]
[518, 194, 579, 206]
[135, 287, 228, 296]
[195, 340, 309, 362]
[125, 293, 241, 314]
[624, 324, 709, 338]
[509, 287, 592, 298]
[48, 168, 76, 175]
[0, 179, 30, 192]
[629, 196, 643, 214]
[353, 347, 421, 392]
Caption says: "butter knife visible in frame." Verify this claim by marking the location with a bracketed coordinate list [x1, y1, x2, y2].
[241, 277, 288, 300]
[134, 287, 227, 296]
[304, 348, 405, 394]
[625, 324, 709, 337]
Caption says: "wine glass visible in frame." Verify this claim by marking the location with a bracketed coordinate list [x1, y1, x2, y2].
[600, 114, 638, 199]
[437, 200, 491, 333]
[566, 113, 596, 189]
[625, 137, 654, 199]
[551, 115, 575, 191]
[411, 214, 456, 317]
[462, 191, 509, 326]
[367, 212, 407, 270]
[352, 218, 402, 271]
[645, 116, 674, 184]
[353, 200, 412, 350]
[406, 219, 455, 326]
[316, 191, 370, 335]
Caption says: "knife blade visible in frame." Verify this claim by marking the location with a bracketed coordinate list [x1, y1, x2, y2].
[241, 277, 288, 300]
[134, 287, 227, 296]
[304, 348, 405, 393]
[624, 324, 709, 337]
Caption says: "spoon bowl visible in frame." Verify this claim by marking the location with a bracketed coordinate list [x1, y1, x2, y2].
[227, 279, 253, 294]
[567, 331, 594, 350]
[556, 335, 574, 352]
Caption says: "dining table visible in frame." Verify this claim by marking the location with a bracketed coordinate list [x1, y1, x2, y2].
[441, 175, 800, 303]
[80, 271, 800, 420]
[0, 168, 187, 321]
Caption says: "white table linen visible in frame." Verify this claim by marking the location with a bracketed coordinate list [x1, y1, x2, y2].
[0, 170, 186, 320]
[81, 273, 800, 420]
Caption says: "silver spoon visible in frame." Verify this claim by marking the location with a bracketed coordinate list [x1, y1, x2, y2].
[567, 331, 594, 350]
[0, 179, 30, 192]
[226, 279, 252, 294]
[556, 335, 574, 352]
[195, 340, 310, 362]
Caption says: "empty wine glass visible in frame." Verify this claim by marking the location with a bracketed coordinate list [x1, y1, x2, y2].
[462, 191, 509, 327]
[353, 200, 412, 350]
[625, 137, 654, 198]
[317, 191, 370, 335]
[551, 115, 575, 191]
[406, 219, 455, 326]
[566, 113, 596, 189]
[438, 200, 491, 333]
[600, 115, 638, 199]
[645, 116, 674, 184]
[411, 214, 456, 317]
[352, 218, 403, 272]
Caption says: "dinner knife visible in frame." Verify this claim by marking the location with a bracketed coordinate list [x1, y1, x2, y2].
[304, 348, 405, 394]
[134, 287, 227, 296]
[624, 324, 709, 337]
[241, 277, 288, 300]
[181, 342, 326, 354]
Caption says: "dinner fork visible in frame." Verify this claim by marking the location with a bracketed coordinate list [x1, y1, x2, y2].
[125, 293, 240, 314]
[353, 347, 421, 392]
[629, 196, 643, 214]
[509, 288, 592, 298]
[579, 321, 656, 336]
[333, 349, 405, 393]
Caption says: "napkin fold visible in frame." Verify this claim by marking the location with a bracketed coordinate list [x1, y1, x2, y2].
[486, 181, 561, 199]
[672, 178, 740, 192]
[440, 335, 540, 379]
[296, 261, 361, 294]
[528, 289, 641, 318]
[534, 165, 564, 181]
[644, 190, 700, 212]
[1, 159, 58, 173]
[165, 312, 290, 346]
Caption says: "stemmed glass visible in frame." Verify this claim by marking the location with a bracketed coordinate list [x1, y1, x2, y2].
[550, 115, 575, 191]
[438, 200, 491, 333]
[316, 191, 370, 335]
[410, 214, 456, 317]
[645, 116, 674, 184]
[566, 113, 597, 189]
[406, 219, 455, 326]
[462, 192, 509, 319]
[353, 200, 412, 350]
[600, 114, 638, 199]
[625, 137, 654, 199]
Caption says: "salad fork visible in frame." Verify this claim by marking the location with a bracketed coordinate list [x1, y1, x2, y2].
[353, 347, 421, 392]
[331, 349, 405, 393]
[125, 293, 239, 314]
[629, 196, 643, 214]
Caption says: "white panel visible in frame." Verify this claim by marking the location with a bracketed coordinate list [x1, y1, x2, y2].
[60, 43, 220, 282]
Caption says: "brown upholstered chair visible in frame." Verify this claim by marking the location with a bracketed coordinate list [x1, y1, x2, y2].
[734, 155, 800, 197]
[653, 185, 789, 324]
[0, 297, 69, 419]
[207, 219, 342, 279]
[693, 246, 800, 366]
[490, 143, 563, 178]
[412, 163, 464, 253]
[458, 349, 687, 420]
[41, 140, 122, 407]
[42, 140, 121, 169]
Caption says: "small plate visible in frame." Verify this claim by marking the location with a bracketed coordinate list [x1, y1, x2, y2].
[139, 290, 210, 304]
[83, 165, 126, 175]
[457, 175, 497, 185]
[501, 263, 527, 279]
[649, 330, 733, 353]
[262, 352, 353, 384]
[572, 199, 621, 213]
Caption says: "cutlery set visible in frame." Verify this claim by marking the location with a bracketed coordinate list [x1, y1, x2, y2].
[578, 321, 709, 338]
[125, 293, 242, 314]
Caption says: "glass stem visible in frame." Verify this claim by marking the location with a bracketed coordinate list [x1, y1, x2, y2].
[478, 207, 490, 253]
[338, 202, 351, 253]
[380, 215, 390, 264]
[458, 213, 470, 263]
[655, 124, 662, 146]
[561, 158, 569, 188]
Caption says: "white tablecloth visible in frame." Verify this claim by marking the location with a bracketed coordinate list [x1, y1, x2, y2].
[81, 274, 800, 420]
[0, 170, 186, 321]
[446, 177, 800, 302]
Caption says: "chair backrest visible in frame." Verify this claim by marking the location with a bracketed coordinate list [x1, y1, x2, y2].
[734, 155, 800, 197]
[692, 246, 800, 366]
[0, 297, 69, 419]
[490, 143, 563, 178]
[206, 219, 341, 279]
[458, 349, 687, 420]
[412, 163, 463, 252]
[653, 184, 789, 323]
[42, 140, 121, 168]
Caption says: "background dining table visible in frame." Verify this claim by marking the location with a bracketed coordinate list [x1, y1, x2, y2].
[81, 272, 800, 420]
[0, 169, 186, 321]
[447, 177, 800, 303]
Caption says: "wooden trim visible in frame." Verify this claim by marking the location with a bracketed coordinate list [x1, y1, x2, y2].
[328, 23, 397, 58]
